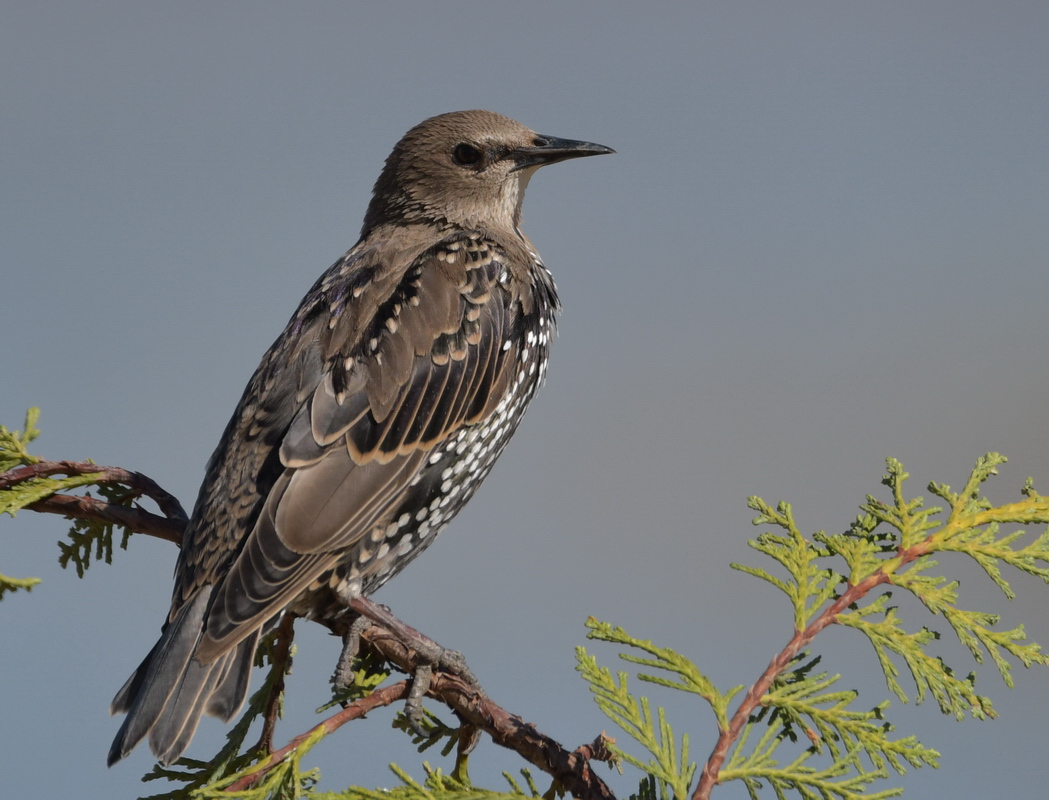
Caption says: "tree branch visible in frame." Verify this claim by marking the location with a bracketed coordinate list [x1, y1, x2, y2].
[254, 612, 297, 756]
[692, 538, 939, 800]
[355, 616, 617, 800]
[9, 460, 616, 798]
[27, 494, 185, 545]
[224, 680, 412, 793]
[3, 459, 188, 545]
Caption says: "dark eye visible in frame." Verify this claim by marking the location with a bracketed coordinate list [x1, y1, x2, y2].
[452, 143, 483, 167]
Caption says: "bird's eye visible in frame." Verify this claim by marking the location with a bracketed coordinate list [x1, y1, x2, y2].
[452, 143, 483, 167]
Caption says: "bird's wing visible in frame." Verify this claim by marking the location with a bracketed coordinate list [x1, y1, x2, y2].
[191, 231, 523, 659]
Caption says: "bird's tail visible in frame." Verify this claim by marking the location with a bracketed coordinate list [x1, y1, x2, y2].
[107, 587, 258, 766]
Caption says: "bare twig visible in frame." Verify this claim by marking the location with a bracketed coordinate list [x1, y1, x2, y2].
[3, 460, 189, 522]
[223, 680, 412, 793]
[254, 613, 297, 756]
[356, 620, 617, 800]
[26, 494, 185, 544]
[574, 732, 618, 765]
[4, 459, 188, 545]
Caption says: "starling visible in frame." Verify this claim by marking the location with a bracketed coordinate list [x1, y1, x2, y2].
[108, 110, 613, 765]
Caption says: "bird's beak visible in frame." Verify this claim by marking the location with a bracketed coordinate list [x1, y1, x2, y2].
[509, 135, 615, 171]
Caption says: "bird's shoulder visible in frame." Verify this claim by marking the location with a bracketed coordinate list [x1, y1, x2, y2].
[276, 225, 541, 466]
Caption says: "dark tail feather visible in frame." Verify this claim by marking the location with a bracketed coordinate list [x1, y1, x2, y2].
[108, 588, 257, 766]
[151, 653, 225, 764]
[208, 629, 259, 720]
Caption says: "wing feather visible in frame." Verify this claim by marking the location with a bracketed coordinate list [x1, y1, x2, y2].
[193, 231, 521, 661]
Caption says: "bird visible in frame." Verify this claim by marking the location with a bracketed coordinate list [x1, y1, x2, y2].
[108, 110, 613, 766]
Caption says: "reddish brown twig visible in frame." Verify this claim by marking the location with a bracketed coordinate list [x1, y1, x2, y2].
[224, 680, 412, 793]
[3, 459, 188, 545]
[26, 494, 186, 544]
[10, 460, 615, 798]
[254, 613, 297, 756]
[692, 538, 936, 800]
[355, 621, 617, 800]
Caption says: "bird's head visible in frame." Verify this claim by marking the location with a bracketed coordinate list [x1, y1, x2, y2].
[362, 110, 613, 235]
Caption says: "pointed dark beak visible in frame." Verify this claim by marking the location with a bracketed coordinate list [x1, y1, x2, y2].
[509, 134, 615, 171]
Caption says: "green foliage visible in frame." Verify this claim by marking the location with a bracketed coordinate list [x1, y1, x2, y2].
[733, 501, 842, 631]
[57, 481, 137, 576]
[309, 763, 545, 800]
[0, 408, 105, 520]
[580, 455, 1049, 799]
[577, 624, 703, 800]
[391, 708, 460, 760]
[319, 648, 390, 712]
[8, 407, 1049, 799]
[0, 407, 41, 473]
[0, 572, 42, 600]
[722, 724, 902, 800]
[1, 408, 47, 597]
[1, 407, 140, 593]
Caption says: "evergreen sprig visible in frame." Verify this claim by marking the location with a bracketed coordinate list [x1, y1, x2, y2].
[581, 455, 1049, 800]
[56, 481, 137, 577]
[757, 657, 938, 775]
[1, 407, 140, 586]
[0, 572, 42, 600]
[576, 634, 699, 800]
[8, 405, 1049, 799]
[0, 408, 107, 521]
[309, 763, 543, 800]
[722, 723, 899, 800]
[0, 407, 41, 473]
[731, 499, 843, 631]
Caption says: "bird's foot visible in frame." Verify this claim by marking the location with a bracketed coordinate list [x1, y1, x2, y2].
[332, 613, 376, 690]
[348, 596, 483, 736]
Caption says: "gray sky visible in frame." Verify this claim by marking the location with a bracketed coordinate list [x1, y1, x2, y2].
[3, 3, 1049, 798]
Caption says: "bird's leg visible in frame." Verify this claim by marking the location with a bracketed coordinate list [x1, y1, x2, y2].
[348, 596, 483, 735]
[404, 662, 433, 735]
[332, 613, 376, 691]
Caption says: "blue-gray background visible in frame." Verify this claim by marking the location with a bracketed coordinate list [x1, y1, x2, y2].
[3, 3, 1048, 798]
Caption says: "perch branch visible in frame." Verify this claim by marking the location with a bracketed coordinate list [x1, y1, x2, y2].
[2, 459, 187, 545]
[10, 461, 615, 798]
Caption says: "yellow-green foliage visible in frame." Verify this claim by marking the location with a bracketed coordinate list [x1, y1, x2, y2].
[579, 455, 1049, 799]
[7, 406, 1049, 800]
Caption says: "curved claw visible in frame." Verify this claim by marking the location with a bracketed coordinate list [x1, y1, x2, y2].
[405, 662, 434, 736]
[332, 614, 374, 691]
